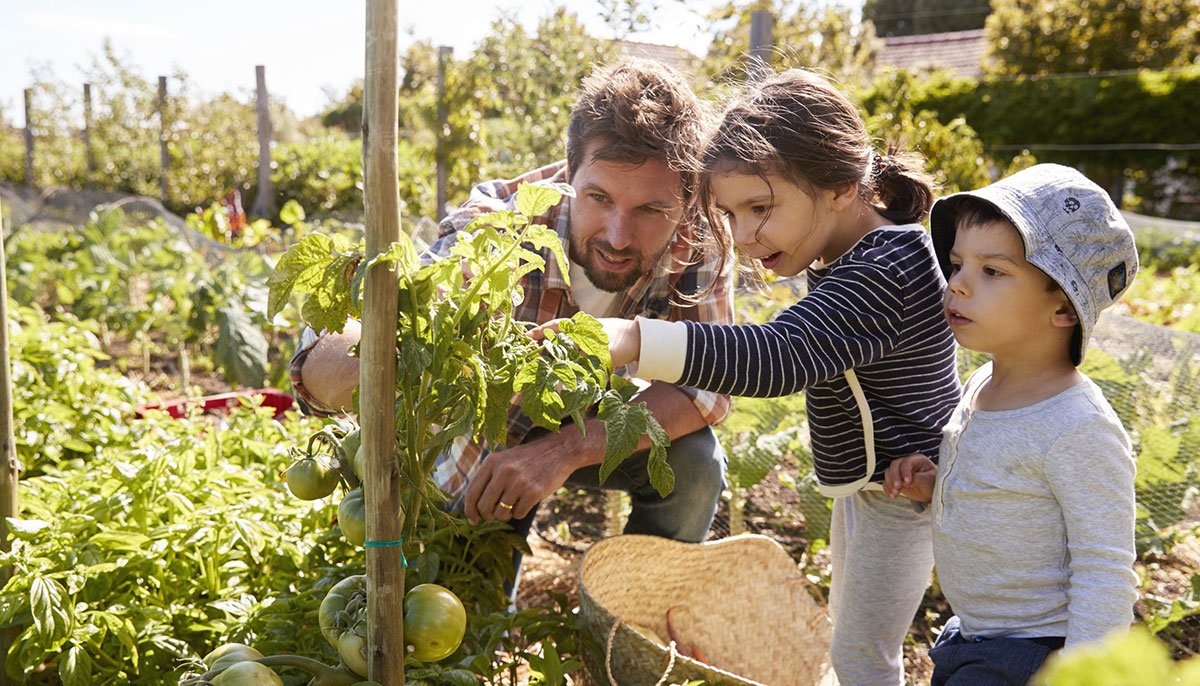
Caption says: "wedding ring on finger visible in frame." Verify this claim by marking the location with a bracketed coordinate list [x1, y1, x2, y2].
[498, 501, 514, 511]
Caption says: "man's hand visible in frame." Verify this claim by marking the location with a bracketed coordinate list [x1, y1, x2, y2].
[463, 430, 595, 524]
[530, 317, 642, 369]
[883, 453, 937, 503]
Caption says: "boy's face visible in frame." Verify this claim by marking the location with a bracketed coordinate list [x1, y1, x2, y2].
[943, 220, 1076, 361]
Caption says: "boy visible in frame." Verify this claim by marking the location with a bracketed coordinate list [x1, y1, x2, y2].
[884, 164, 1140, 685]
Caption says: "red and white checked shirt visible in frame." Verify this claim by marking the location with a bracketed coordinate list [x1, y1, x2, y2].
[295, 161, 734, 502]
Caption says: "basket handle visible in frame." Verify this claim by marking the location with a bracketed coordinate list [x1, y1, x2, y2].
[605, 620, 680, 686]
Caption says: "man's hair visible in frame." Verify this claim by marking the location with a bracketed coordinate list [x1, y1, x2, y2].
[565, 59, 707, 201]
[954, 197, 1059, 293]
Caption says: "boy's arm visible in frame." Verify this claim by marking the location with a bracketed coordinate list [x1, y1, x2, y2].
[1048, 417, 1139, 646]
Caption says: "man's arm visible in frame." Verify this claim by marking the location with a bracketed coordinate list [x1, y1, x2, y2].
[464, 381, 705, 523]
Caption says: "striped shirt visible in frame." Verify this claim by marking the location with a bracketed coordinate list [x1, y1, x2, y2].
[293, 161, 734, 501]
[641, 226, 961, 496]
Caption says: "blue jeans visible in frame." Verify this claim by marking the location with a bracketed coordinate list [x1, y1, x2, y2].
[930, 616, 1065, 686]
[506, 426, 727, 598]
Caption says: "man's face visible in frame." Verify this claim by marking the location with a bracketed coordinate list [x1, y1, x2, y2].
[567, 142, 685, 293]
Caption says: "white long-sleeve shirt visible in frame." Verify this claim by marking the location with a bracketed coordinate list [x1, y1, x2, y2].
[932, 363, 1138, 646]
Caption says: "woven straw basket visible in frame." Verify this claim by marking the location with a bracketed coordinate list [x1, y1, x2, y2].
[578, 534, 833, 686]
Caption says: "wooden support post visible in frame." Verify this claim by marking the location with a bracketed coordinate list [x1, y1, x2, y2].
[250, 65, 278, 218]
[0, 208, 21, 686]
[363, 1, 404, 682]
[22, 90, 33, 191]
[83, 83, 95, 185]
[749, 10, 775, 82]
[435, 46, 452, 221]
[157, 76, 169, 203]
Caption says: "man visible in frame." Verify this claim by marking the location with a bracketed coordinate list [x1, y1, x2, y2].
[293, 59, 733, 555]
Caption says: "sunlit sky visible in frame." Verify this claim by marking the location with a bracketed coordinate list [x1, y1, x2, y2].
[0, 0, 739, 122]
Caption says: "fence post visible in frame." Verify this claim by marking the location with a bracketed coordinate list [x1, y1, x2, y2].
[435, 46, 452, 221]
[749, 10, 774, 82]
[363, 0, 404, 682]
[251, 65, 278, 218]
[83, 83, 95, 186]
[22, 90, 33, 191]
[157, 76, 169, 203]
[0, 208, 21, 686]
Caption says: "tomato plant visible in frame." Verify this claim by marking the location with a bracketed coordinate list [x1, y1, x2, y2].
[337, 489, 367, 547]
[403, 584, 467, 663]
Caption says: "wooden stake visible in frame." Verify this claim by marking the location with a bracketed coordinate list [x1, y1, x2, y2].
[22, 90, 33, 191]
[435, 46, 452, 221]
[250, 66, 278, 218]
[362, 1, 404, 683]
[157, 76, 169, 203]
[749, 11, 774, 82]
[0, 207, 21, 686]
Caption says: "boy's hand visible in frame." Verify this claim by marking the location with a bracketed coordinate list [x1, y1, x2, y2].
[884, 453, 937, 503]
[529, 317, 642, 369]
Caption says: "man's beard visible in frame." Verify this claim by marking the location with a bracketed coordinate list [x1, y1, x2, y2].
[568, 236, 669, 293]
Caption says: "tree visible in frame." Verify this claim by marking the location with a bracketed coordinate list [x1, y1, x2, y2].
[985, 0, 1200, 76]
[864, 0, 990, 37]
[465, 8, 617, 179]
[701, 1, 880, 87]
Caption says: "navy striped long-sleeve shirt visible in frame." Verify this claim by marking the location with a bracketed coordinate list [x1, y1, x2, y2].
[638, 225, 962, 496]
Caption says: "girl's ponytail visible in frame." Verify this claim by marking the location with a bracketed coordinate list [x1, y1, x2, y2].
[871, 148, 936, 226]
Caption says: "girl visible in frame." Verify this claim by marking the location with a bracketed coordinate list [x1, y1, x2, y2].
[552, 69, 963, 685]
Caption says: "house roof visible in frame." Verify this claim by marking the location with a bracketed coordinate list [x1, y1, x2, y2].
[877, 28, 987, 78]
[614, 40, 696, 72]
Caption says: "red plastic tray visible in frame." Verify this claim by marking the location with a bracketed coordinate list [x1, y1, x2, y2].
[136, 388, 296, 421]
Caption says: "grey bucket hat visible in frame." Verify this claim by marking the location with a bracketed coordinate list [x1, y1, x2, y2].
[930, 163, 1139, 365]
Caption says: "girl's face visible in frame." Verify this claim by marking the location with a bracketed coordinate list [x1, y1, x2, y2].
[710, 172, 841, 277]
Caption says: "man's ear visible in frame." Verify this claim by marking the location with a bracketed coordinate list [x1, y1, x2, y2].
[1051, 299, 1080, 329]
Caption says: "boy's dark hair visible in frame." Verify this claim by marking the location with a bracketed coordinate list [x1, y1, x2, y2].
[699, 69, 936, 239]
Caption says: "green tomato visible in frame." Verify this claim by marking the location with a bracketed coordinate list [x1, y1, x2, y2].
[319, 574, 367, 648]
[352, 445, 365, 482]
[338, 625, 369, 677]
[339, 488, 366, 546]
[203, 643, 264, 673]
[285, 455, 339, 500]
[404, 583, 467, 662]
[210, 660, 283, 686]
[340, 429, 362, 476]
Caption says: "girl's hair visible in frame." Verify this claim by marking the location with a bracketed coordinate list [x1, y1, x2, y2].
[699, 69, 936, 241]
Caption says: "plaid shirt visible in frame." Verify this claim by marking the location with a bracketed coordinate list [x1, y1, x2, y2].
[294, 161, 733, 502]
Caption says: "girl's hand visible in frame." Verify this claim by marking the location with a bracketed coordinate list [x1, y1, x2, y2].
[529, 317, 643, 369]
[884, 453, 937, 503]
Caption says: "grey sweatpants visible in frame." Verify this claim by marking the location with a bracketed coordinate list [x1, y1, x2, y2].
[828, 490, 935, 686]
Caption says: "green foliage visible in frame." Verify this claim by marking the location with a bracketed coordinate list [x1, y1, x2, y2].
[6, 304, 146, 472]
[701, 1, 879, 87]
[1032, 627, 1200, 685]
[466, 9, 618, 179]
[861, 66, 1200, 212]
[268, 183, 672, 540]
[986, 0, 1200, 77]
[864, 0, 991, 37]
[271, 136, 364, 215]
[5, 207, 282, 390]
[1121, 265, 1200, 334]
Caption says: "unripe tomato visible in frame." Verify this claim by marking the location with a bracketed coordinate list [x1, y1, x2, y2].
[338, 624, 369, 677]
[339, 488, 366, 546]
[203, 643, 263, 673]
[285, 455, 339, 500]
[352, 445, 365, 483]
[404, 583, 466, 662]
[210, 660, 283, 685]
[340, 429, 361, 475]
[319, 574, 367, 648]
